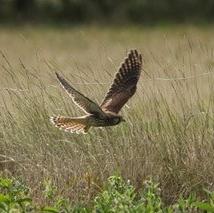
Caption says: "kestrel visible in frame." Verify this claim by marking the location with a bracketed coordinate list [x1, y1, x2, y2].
[50, 49, 142, 134]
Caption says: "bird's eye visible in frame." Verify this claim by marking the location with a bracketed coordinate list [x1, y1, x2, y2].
[114, 118, 120, 124]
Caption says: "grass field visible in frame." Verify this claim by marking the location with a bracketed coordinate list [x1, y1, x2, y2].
[0, 25, 214, 211]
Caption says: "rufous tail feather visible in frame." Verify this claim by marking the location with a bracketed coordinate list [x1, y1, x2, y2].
[50, 116, 90, 134]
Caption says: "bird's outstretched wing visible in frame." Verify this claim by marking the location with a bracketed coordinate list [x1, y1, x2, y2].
[56, 72, 106, 118]
[100, 49, 142, 114]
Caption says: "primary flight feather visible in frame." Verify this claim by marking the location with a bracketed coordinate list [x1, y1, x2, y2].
[50, 49, 142, 134]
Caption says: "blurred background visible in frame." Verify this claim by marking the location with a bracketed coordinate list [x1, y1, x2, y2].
[0, 0, 214, 25]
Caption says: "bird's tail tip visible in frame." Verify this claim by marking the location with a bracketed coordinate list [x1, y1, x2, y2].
[50, 116, 90, 134]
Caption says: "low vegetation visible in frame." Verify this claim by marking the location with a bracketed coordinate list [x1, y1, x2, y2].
[0, 175, 214, 212]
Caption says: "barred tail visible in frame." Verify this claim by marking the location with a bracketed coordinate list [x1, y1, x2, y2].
[50, 116, 90, 134]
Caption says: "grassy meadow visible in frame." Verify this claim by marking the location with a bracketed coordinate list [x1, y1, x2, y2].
[0, 25, 214, 211]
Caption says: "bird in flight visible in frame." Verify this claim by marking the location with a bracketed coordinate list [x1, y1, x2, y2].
[50, 49, 142, 134]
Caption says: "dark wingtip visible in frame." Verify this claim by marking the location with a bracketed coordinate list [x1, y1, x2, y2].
[55, 72, 64, 83]
[130, 49, 138, 53]
[55, 72, 60, 79]
[129, 49, 142, 64]
[129, 49, 140, 57]
[134, 49, 138, 55]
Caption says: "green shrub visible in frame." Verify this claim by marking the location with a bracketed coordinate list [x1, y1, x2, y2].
[94, 176, 138, 212]
[94, 176, 164, 212]
[1, 175, 214, 212]
[0, 177, 32, 212]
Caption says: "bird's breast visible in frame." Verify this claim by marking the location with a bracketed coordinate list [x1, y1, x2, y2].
[87, 115, 118, 127]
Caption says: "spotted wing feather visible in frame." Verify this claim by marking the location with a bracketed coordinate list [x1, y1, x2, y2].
[100, 49, 142, 113]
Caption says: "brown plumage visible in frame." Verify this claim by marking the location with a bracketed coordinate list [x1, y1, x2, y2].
[50, 49, 142, 134]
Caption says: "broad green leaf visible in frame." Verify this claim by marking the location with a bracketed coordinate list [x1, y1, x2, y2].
[41, 206, 59, 213]
[17, 197, 32, 203]
[0, 178, 12, 188]
[194, 202, 214, 211]
[0, 194, 11, 203]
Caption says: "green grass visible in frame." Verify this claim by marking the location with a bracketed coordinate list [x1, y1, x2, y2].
[0, 25, 214, 210]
